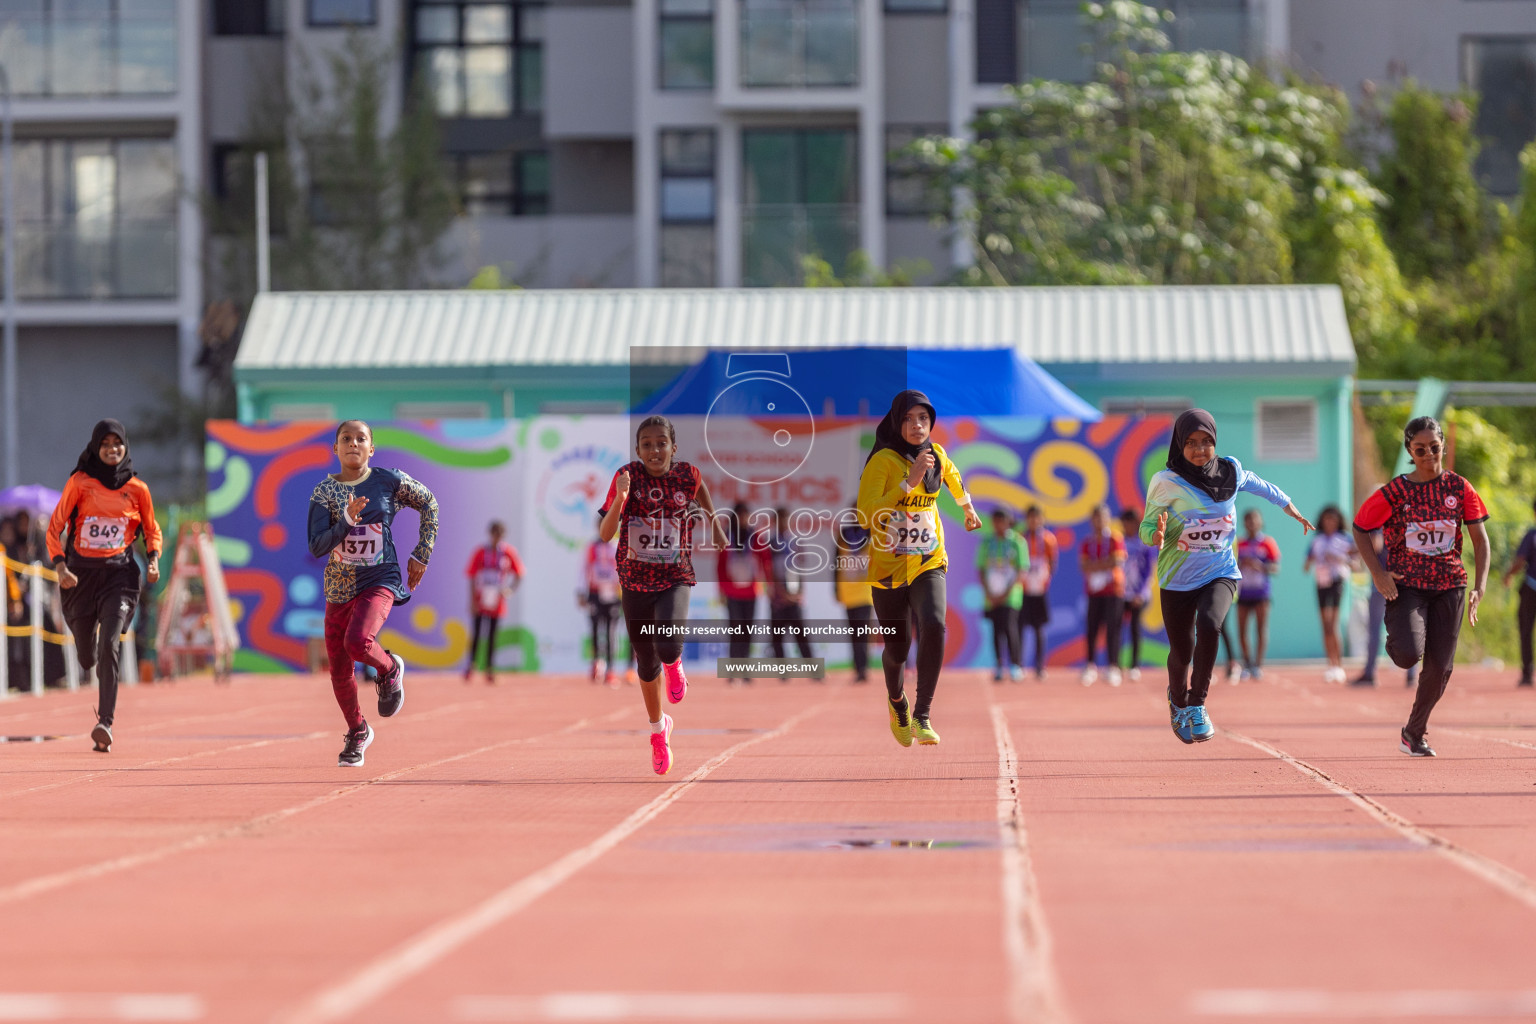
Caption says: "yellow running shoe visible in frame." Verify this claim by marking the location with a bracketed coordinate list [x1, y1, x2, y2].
[888, 696, 913, 747]
[911, 715, 940, 745]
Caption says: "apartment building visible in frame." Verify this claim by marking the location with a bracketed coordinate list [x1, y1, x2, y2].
[0, 0, 201, 486]
[200, 1, 1536, 299]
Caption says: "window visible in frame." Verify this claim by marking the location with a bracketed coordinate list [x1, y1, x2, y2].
[741, 0, 858, 87]
[446, 150, 549, 215]
[1256, 400, 1317, 462]
[660, 130, 716, 286]
[1465, 37, 1536, 196]
[660, 0, 714, 89]
[213, 0, 284, 35]
[0, 0, 177, 96]
[886, 0, 944, 12]
[1015, 0, 1248, 84]
[0, 137, 177, 299]
[413, 2, 544, 117]
[885, 125, 945, 217]
[309, 0, 375, 26]
[742, 128, 859, 285]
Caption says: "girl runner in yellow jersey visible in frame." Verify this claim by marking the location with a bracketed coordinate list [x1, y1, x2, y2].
[856, 391, 982, 746]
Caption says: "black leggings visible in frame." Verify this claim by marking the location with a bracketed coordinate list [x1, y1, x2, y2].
[1020, 622, 1047, 673]
[61, 564, 141, 727]
[986, 605, 1021, 668]
[621, 585, 688, 682]
[846, 603, 873, 677]
[1160, 578, 1237, 708]
[589, 599, 619, 663]
[1084, 594, 1123, 667]
[1387, 585, 1466, 740]
[467, 613, 500, 670]
[1122, 598, 1145, 667]
[1519, 584, 1536, 679]
[726, 597, 755, 659]
[870, 569, 946, 719]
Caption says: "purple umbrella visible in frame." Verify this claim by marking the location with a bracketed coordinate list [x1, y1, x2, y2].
[0, 484, 63, 517]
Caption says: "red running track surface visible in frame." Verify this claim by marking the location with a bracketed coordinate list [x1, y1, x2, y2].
[2, 664, 1535, 1023]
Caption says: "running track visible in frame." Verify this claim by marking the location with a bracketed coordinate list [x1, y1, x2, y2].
[2, 665, 1535, 1023]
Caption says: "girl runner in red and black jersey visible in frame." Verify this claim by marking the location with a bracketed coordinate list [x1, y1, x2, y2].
[1353, 416, 1490, 757]
[598, 415, 728, 775]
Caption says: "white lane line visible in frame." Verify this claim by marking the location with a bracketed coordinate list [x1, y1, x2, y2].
[0, 708, 629, 907]
[1222, 729, 1536, 912]
[1436, 726, 1536, 753]
[0, 993, 202, 1020]
[1191, 988, 1536, 1017]
[988, 695, 1071, 1024]
[454, 992, 906, 1021]
[280, 703, 827, 1024]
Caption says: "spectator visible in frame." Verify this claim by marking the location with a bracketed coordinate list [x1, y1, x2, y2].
[1234, 509, 1281, 679]
[718, 502, 760, 685]
[979, 508, 1027, 682]
[1305, 505, 1360, 683]
[1501, 497, 1536, 688]
[834, 514, 874, 683]
[1119, 507, 1156, 681]
[582, 523, 623, 687]
[1080, 503, 1126, 686]
[1018, 505, 1058, 680]
[758, 507, 814, 668]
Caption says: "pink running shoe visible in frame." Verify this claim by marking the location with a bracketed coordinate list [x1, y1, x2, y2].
[663, 660, 688, 704]
[650, 714, 674, 775]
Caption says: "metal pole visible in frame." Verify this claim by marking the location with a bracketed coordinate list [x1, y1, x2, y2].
[1, 65, 17, 490]
[28, 565, 42, 696]
[254, 151, 270, 294]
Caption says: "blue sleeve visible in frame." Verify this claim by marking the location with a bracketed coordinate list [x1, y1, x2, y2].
[1236, 465, 1291, 509]
[1519, 530, 1536, 563]
[307, 497, 349, 559]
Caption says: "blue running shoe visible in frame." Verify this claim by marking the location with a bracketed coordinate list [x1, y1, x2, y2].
[1186, 704, 1214, 742]
[1167, 691, 1187, 741]
[1170, 705, 1196, 744]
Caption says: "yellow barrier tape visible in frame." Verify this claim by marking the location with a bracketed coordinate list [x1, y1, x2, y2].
[2, 556, 59, 583]
[2, 625, 73, 644]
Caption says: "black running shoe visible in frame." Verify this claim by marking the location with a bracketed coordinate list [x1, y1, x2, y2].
[338, 722, 373, 766]
[91, 720, 112, 753]
[377, 653, 405, 718]
[1399, 728, 1436, 757]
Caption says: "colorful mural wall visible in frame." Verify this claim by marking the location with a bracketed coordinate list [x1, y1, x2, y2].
[207, 415, 1172, 675]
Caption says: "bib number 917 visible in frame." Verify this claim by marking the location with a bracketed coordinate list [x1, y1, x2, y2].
[1406, 520, 1456, 557]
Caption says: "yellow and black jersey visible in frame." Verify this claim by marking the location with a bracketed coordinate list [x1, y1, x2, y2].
[855, 442, 968, 589]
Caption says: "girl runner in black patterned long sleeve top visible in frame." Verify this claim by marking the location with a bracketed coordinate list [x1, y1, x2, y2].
[306, 420, 439, 767]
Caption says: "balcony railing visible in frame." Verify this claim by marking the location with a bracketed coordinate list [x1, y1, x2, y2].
[742, 203, 858, 286]
[0, 12, 178, 97]
[740, 0, 857, 88]
[10, 219, 177, 300]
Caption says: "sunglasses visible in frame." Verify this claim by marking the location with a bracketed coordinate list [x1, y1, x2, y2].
[1410, 444, 1443, 456]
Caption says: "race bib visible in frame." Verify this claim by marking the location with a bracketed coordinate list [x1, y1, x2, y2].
[1024, 564, 1049, 596]
[1177, 516, 1234, 554]
[1087, 570, 1113, 593]
[1240, 564, 1266, 590]
[77, 516, 128, 552]
[1406, 520, 1456, 557]
[726, 552, 756, 584]
[334, 523, 385, 565]
[476, 569, 504, 610]
[627, 517, 682, 563]
[888, 509, 939, 556]
[985, 564, 1016, 597]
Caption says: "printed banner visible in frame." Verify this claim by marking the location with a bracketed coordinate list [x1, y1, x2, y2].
[206, 415, 1171, 675]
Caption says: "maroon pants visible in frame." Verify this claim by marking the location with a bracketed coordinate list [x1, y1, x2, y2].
[324, 587, 396, 729]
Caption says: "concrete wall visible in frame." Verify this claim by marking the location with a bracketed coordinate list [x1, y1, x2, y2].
[545, 5, 637, 138]
[440, 214, 637, 287]
[17, 325, 183, 489]
[1289, 0, 1536, 95]
[885, 218, 951, 282]
[552, 141, 637, 215]
[884, 15, 950, 123]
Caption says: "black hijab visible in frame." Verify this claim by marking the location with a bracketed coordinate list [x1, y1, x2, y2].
[866, 390, 942, 491]
[1166, 408, 1237, 504]
[73, 418, 136, 490]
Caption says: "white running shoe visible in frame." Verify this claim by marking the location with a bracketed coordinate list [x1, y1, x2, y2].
[1129, 667, 1142, 682]
[1107, 668, 1123, 687]
[1081, 666, 1098, 686]
[1227, 663, 1241, 684]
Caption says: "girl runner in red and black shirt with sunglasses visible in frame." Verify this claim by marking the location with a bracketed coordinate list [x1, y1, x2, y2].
[599, 415, 728, 776]
[1353, 416, 1490, 757]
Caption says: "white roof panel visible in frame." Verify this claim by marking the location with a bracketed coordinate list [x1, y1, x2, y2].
[235, 285, 1356, 372]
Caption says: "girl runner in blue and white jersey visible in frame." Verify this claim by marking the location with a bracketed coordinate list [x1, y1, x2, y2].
[1142, 410, 1313, 743]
